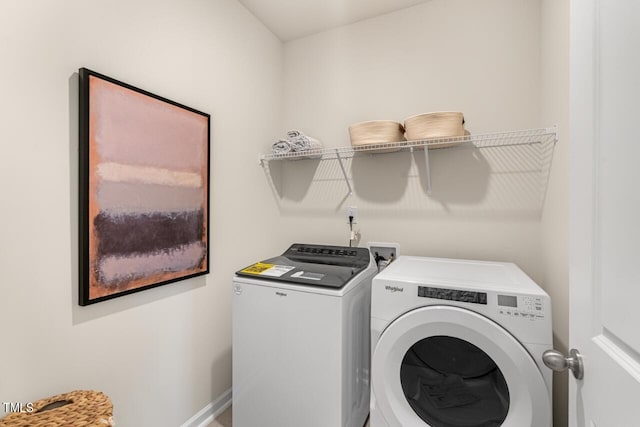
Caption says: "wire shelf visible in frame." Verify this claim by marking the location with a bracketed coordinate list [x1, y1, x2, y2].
[259, 126, 558, 196]
[259, 127, 558, 163]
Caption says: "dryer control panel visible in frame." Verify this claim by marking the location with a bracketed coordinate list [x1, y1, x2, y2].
[416, 286, 546, 321]
[418, 286, 487, 305]
[497, 294, 545, 320]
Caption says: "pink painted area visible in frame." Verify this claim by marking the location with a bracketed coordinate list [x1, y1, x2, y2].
[90, 76, 208, 172]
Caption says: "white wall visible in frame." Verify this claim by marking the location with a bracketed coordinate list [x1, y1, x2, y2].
[277, 0, 569, 424]
[540, 0, 570, 425]
[0, 0, 283, 425]
[277, 0, 546, 280]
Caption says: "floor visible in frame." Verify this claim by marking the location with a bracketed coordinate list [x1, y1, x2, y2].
[207, 406, 370, 427]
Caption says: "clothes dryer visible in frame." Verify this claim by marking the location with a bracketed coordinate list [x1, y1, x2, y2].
[370, 256, 553, 427]
[233, 244, 376, 427]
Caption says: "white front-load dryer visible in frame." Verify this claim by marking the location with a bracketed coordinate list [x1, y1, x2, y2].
[370, 256, 553, 427]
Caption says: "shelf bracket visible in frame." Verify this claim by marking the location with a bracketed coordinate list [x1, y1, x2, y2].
[545, 125, 559, 143]
[424, 148, 432, 194]
[335, 150, 353, 196]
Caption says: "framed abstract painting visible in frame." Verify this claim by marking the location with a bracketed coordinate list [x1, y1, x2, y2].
[79, 68, 210, 305]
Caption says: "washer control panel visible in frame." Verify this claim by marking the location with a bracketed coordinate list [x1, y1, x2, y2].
[497, 294, 545, 320]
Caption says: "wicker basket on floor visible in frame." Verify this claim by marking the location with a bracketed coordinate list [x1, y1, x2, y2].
[0, 390, 114, 427]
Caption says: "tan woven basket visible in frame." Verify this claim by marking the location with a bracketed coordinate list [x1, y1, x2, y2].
[0, 390, 113, 427]
[404, 111, 466, 148]
[348, 120, 405, 153]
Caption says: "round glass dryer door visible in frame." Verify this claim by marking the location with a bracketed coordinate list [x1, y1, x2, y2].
[372, 306, 551, 427]
[401, 336, 509, 426]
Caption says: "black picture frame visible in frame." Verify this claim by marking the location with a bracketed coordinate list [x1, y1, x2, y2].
[79, 68, 210, 306]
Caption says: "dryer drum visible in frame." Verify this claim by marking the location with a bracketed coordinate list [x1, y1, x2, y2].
[400, 336, 509, 427]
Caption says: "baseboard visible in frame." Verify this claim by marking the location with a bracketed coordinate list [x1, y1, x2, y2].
[180, 388, 232, 427]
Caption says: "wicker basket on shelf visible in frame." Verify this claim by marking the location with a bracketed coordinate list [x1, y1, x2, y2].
[0, 390, 114, 427]
[348, 120, 405, 153]
[404, 111, 466, 149]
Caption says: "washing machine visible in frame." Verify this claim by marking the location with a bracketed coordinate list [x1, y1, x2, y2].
[370, 256, 553, 427]
[233, 243, 377, 427]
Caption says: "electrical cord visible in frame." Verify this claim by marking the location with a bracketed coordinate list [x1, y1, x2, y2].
[349, 216, 354, 247]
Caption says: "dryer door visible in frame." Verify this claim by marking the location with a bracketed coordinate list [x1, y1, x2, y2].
[372, 306, 550, 427]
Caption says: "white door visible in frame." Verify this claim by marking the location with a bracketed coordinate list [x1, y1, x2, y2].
[569, 1, 640, 426]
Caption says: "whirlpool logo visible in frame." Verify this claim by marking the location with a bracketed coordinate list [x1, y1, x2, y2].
[385, 285, 404, 293]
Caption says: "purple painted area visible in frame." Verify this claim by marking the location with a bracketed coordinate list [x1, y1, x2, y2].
[94, 210, 203, 257]
[97, 242, 206, 287]
[97, 181, 203, 214]
[91, 76, 207, 172]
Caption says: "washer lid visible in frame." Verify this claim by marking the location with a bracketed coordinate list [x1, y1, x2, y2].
[372, 306, 551, 427]
[235, 243, 371, 288]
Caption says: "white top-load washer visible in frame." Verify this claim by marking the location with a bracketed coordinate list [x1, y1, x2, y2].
[233, 243, 377, 427]
[370, 256, 553, 427]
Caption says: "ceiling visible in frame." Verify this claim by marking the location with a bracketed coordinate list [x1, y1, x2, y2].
[238, 0, 434, 41]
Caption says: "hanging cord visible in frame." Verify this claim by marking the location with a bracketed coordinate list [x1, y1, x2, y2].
[374, 251, 385, 272]
[348, 215, 354, 247]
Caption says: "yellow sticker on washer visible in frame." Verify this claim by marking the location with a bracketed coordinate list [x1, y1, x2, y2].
[240, 263, 296, 277]
[240, 262, 275, 275]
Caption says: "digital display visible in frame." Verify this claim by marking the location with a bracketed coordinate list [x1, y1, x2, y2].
[498, 295, 518, 308]
[418, 286, 487, 305]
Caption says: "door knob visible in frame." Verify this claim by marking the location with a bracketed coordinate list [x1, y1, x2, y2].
[542, 348, 584, 380]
